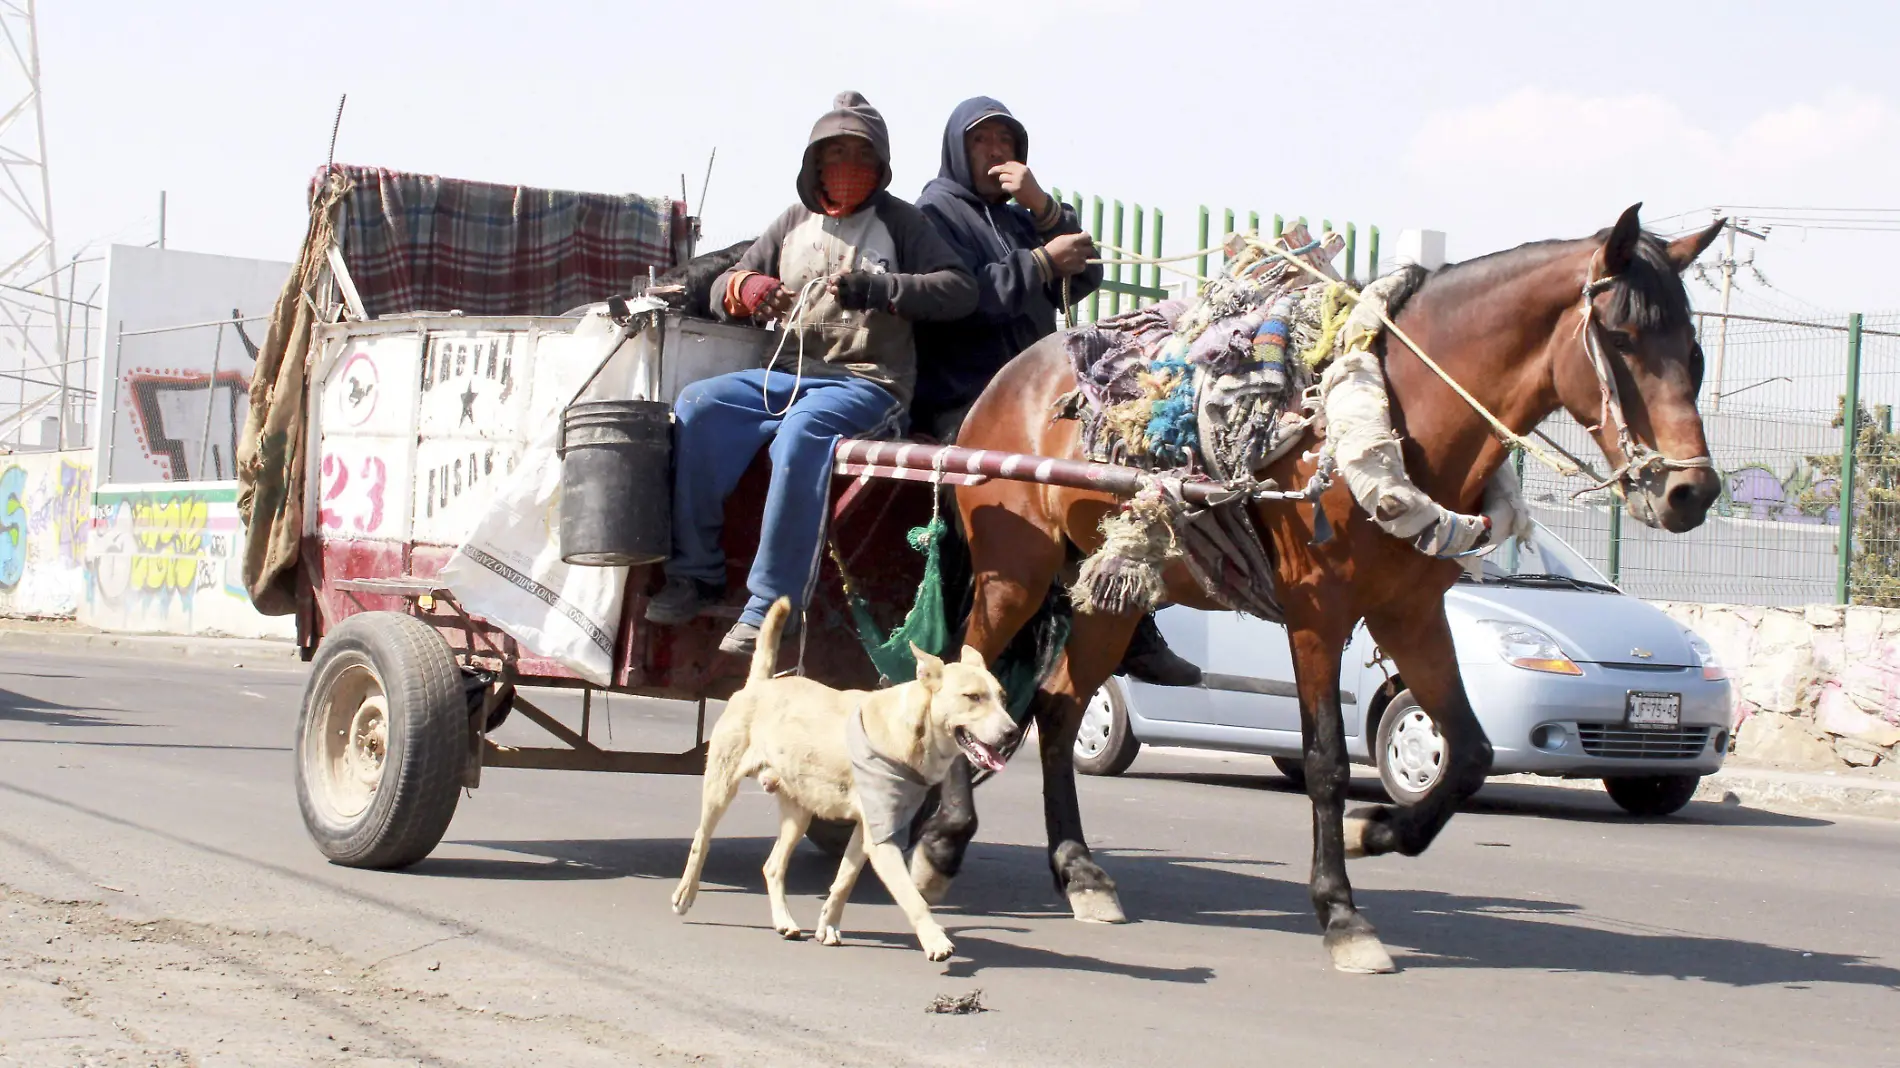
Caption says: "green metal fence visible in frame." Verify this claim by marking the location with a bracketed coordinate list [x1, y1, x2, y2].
[1048, 190, 1381, 324]
[1518, 309, 1900, 607]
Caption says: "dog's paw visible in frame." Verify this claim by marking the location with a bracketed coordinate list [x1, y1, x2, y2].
[920, 927, 955, 962]
[670, 882, 696, 916]
[776, 923, 805, 941]
[818, 925, 842, 947]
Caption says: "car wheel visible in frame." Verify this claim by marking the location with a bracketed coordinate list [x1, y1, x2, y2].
[1272, 757, 1308, 790]
[1603, 774, 1701, 817]
[1374, 689, 1444, 805]
[1074, 678, 1141, 776]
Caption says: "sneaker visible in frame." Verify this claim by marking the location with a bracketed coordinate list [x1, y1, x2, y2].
[717, 621, 760, 657]
[644, 575, 726, 625]
[1117, 612, 1203, 687]
[718, 619, 802, 658]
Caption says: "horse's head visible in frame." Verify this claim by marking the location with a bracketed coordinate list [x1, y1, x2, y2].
[1553, 204, 1725, 533]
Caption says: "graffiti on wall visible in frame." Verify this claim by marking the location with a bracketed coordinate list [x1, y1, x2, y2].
[121, 313, 260, 482]
[0, 465, 26, 588]
[1717, 463, 1841, 525]
[88, 489, 244, 614]
[0, 453, 94, 617]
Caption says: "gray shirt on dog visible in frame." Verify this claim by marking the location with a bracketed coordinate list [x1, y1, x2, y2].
[848, 709, 931, 845]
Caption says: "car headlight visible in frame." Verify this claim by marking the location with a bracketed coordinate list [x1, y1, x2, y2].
[1684, 630, 1726, 681]
[1477, 619, 1582, 675]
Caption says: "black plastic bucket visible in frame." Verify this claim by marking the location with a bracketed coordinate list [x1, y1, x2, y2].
[559, 399, 672, 566]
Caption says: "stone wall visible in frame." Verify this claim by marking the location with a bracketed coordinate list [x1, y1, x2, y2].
[1655, 601, 1900, 773]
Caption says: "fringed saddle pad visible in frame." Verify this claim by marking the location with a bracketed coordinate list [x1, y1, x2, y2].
[1054, 227, 1356, 622]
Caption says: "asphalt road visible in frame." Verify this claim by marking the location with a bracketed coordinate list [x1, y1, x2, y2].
[2, 649, 1897, 1067]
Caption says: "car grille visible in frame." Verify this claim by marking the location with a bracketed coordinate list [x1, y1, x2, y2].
[1577, 725, 1711, 760]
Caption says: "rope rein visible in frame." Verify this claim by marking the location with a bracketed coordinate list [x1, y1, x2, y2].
[760, 275, 832, 417]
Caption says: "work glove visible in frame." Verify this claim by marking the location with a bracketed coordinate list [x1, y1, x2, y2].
[831, 270, 893, 313]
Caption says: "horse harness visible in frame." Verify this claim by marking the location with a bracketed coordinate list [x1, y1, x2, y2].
[1573, 269, 1716, 495]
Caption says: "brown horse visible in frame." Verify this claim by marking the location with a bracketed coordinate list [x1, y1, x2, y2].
[908, 205, 1726, 972]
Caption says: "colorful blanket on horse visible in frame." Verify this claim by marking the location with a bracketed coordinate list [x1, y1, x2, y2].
[1054, 227, 1528, 622]
[1061, 226, 1345, 482]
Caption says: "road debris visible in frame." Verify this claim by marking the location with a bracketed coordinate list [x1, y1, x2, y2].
[925, 989, 986, 1015]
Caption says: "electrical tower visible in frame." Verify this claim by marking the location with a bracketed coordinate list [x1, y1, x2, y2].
[0, 0, 67, 447]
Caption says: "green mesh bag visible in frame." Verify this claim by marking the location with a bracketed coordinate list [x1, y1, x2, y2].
[843, 517, 953, 685]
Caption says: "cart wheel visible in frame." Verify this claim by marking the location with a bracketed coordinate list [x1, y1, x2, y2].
[295, 611, 468, 869]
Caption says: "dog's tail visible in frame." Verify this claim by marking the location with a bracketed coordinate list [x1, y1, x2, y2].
[749, 597, 793, 681]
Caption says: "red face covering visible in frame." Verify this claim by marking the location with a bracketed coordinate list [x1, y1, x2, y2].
[819, 159, 880, 217]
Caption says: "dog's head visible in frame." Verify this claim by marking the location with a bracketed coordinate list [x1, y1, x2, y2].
[910, 643, 1014, 774]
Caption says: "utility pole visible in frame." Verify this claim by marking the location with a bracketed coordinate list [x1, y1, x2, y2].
[1707, 213, 1768, 412]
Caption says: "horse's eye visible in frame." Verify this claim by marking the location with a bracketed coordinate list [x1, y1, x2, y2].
[1608, 330, 1638, 354]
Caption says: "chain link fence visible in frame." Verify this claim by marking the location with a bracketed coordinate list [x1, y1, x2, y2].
[1521, 310, 1900, 607]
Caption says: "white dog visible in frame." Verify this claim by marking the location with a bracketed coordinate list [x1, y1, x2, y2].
[671, 597, 1015, 961]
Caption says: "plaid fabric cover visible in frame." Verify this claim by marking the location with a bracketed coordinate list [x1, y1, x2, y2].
[321, 164, 683, 318]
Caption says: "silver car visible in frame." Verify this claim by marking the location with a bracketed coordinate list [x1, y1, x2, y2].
[1077, 522, 1733, 816]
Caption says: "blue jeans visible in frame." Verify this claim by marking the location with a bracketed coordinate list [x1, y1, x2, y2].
[667, 369, 904, 627]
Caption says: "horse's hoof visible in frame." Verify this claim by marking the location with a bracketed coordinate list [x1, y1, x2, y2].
[910, 849, 952, 906]
[1068, 887, 1128, 924]
[1328, 931, 1397, 974]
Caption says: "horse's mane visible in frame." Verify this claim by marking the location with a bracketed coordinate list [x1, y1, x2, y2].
[1378, 230, 1691, 333]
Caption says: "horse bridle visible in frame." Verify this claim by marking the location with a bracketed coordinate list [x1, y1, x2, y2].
[1575, 268, 1716, 495]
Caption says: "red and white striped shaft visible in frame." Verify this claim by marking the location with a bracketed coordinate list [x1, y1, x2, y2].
[832, 439, 1229, 504]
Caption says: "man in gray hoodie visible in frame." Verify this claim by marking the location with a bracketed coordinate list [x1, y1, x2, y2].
[645, 92, 978, 656]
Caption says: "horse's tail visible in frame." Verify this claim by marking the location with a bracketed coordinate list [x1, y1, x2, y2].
[749, 597, 793, 681]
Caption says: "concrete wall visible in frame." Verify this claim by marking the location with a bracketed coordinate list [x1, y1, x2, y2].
[94, 244, 292, 485]
[1658, 601, 1900, 773]
[78, 482, 292, 640]
[0, 450, 93, 618]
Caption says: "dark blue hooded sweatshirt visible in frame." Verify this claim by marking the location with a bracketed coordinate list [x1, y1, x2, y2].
[911, 97, 1103, 429]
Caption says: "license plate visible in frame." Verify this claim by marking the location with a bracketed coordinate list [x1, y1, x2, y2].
[1626, 691, 1681, 730]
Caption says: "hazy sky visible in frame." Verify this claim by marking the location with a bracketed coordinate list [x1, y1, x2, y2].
[24, 0, 1900, 317]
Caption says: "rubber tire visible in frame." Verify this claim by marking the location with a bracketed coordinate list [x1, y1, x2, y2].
[1374, 688, 1442, 805]
[295, 611, 468, 869]
[1074, 678, 1141, 777]
[1603, 774, 1701, 817]
[1272, 757, 1308, 791]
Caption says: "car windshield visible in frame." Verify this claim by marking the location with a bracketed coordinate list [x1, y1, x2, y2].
[1462, 520, 1618, 590]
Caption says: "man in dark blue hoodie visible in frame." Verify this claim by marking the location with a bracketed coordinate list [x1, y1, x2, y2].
[914, 97, 1200, 688]
[912, 97, 1101, 444]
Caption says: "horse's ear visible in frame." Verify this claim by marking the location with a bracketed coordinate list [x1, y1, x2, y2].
[1603, 203, 1643, 274]
[1665, 218, 1726, 273]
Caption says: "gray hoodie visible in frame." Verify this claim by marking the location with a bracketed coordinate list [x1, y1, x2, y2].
[712, 92, 977, 406]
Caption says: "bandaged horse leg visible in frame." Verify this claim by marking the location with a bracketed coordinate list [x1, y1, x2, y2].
[1320, 351, 1490, 557]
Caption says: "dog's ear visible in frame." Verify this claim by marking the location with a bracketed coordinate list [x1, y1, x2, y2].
[959, 645, 985, 668]
[910, 643, 944, 689]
